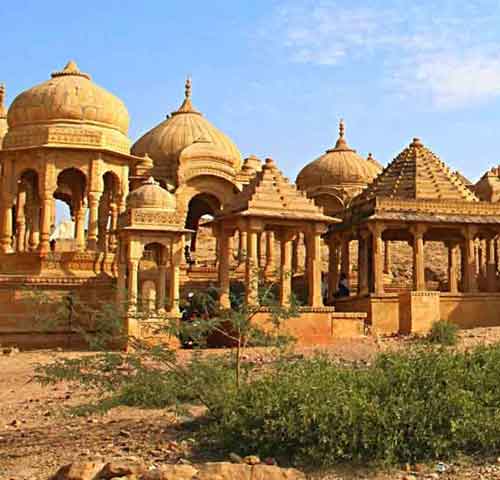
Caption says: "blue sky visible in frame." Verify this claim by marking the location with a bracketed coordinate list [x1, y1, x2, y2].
[3, 0, 500, 182]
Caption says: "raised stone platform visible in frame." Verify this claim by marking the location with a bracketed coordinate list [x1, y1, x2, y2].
[254, 306, 367, 345]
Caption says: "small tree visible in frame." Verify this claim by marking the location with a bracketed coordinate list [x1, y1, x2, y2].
[34, 264, 299, 411]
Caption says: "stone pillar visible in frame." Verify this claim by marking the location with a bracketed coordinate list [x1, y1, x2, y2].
[127, 259, 139, 314]
[383, 240, 391, 274]
[412, 225, 426, 291]
[238, 230, 247, 263]
[87, 192, 101, 251]
[463, 226, 478, 293]
[447, 242, 459, 294]
[0, 197, 13, 253]
[157, 246, 168, 313]
[28, 204, 40, 252]
[291, 236, 299, 273]
[169, 235, 184, 316]
[245, 228, 259, 306]
[279, 231, 293, 306]
[305, 229, 323, 307]
[358, 231, 370, 295]
[257, 232, 263, 268]
[327, 236, 339, 304]
[218, 229, 231, 309]
[15, 187, 27, 252]
[341, 236, 350, 287]
[39, 195, 53, 254]
[117, 260, 127, 307]
[75, 205, 86, 252]
[487, 236, 497, 292]
[370, 224, 384, 295]
[108, 203, 118, 252]
[264, 231, 275, 275]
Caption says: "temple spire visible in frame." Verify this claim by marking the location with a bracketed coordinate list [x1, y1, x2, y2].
[185, 76, 192, 99]
[339, 118, 345, 139]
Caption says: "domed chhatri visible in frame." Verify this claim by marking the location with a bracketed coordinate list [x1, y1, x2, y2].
[296, 120, 381, 215]
[297, 120, 380, 191]
[131, 77, 241, 184]
[127, 177, 176, 210]
[4, 61, 130, 152]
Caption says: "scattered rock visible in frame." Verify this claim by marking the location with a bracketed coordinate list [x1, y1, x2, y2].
[228, 452, 243, 464]
[140, 464, 198, 480]
[99, 461, 146, 479]
[2, 346, 19, 356]
[50, 461, 104, 480]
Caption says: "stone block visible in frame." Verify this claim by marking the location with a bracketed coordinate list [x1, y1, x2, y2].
[399, 291, 440, 335]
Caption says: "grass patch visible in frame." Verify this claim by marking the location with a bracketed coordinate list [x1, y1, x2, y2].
[428, 320, 459, 345]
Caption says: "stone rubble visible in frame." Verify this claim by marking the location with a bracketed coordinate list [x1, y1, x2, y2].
[48, 460, 306, 480]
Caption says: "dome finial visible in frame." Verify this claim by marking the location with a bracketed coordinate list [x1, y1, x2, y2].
[185, 76, 192, 99]
[172, 76, 200, 116]
[0, 83, 5, 116]
[339, 118, 345, 139]
[51, 60, 90, 80]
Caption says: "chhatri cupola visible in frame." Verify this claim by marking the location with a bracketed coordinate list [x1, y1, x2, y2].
[131, 78, 242, 187]
[4, 61, 130, 153]
[296, 120, 381, 215]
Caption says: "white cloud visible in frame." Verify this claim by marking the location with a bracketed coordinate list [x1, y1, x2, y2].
[269, 1, 500, 109]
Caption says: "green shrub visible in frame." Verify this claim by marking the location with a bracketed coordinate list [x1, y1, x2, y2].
[205, 345, 500, 467]
[428, 320, 459, 345]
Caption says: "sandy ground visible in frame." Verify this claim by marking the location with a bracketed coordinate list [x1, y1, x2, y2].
[3, 330, 500, 480]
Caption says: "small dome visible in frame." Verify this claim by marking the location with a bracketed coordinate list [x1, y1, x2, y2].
[127, 177, 176, 210]
[131, 78, 241, 178]
[5, 61, 130, 151]
[296, 120, 381, 191]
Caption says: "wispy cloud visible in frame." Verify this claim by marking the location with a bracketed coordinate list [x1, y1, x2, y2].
[269, 1, 500, 109]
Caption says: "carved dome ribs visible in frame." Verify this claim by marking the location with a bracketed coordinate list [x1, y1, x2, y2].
[4, 61, 130, 153]
[131, 78, 241, 185]
[296, 120, 381, 191]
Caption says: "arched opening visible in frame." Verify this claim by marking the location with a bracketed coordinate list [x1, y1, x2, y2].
[313, 194, 344, 217]
[14, 169, 41, 252]
[53, 168, 87, 251]
[139, 242, 167, 313]
[185, 193, 221, 265]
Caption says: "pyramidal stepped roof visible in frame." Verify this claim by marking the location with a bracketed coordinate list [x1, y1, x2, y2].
[354, 138, 479, 204]
[222, 158, 336, 222]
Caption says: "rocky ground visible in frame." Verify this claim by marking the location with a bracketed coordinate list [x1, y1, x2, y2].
[3, 329, 500, 479]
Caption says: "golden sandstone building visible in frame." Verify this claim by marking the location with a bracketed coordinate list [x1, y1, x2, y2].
[1, 61, 500, 348]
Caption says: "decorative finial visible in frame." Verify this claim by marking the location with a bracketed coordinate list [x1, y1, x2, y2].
[339, 118, 345, 138]
[0, 83, 5, 117]
[51, 60, 90, 80]
[172, 76, 200, 115]
[367, 152, 373, 160]
[411, 137, 422, 147]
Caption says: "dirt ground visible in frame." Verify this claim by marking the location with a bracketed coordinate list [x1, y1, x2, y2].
[3, 329, 500, 480]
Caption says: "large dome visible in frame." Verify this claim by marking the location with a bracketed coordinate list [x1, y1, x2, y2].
[296, 120, 381, 191]
[4, 61, 130, 152]
[131, 79, 241, 181]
